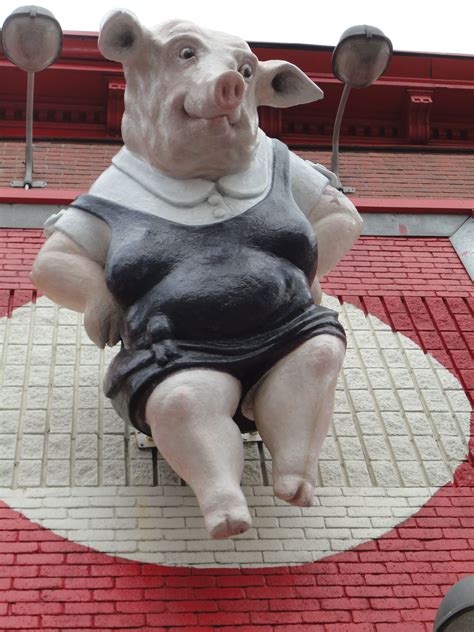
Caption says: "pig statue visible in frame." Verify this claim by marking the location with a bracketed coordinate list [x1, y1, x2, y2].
[31, 11, 363, 539]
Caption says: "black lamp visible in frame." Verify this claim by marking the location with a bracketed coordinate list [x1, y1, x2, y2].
[433, 576, 474, 631]
[331, 24, 392, 192]
[2, 5, 63, 188]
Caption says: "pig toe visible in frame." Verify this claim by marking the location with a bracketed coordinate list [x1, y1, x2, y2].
[274, 475, 315, 507]
[202, 492, 252, 539]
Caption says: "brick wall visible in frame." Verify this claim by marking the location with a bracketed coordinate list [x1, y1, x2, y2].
[2, 142, 474, 198]
[0, 229, 473, 631]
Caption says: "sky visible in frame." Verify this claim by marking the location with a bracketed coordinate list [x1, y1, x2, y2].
[1, 0, 474, 56]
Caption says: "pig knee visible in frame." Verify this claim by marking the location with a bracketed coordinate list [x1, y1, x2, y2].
[299, 335, 345, 379]
[145, 370, 241, 427]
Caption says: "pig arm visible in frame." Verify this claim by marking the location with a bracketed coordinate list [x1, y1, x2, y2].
[309, 185, 363, 278]
[307, 185, 362, 303]
[289, 154, 363, 303]
[30, 231, 121, 348]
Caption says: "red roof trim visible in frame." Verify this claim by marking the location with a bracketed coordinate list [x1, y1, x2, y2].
[1, 189, 472, 216]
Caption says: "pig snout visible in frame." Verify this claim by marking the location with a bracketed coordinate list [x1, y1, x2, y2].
[214, 71, 245, 111]
[183, 71, 245, 122]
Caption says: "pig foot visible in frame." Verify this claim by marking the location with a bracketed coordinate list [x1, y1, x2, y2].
[201, 489, 252, 539]
[145, 369, 250, 539]
[273, 474, 315, 507]
[253, 335, 345, 508]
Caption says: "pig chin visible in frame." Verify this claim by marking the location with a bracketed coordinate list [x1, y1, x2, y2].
[148, 113, 258, 180]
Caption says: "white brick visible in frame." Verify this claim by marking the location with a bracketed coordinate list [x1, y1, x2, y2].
[257, 528, 304, 539]
[262, 551, 313, 564]
[138, 540, 186, 552]
[235, 540, 282, 551]
[68, 507, 114, 518]
[161, 552, 215, 565]
[42, 518, 89, 530]
[87, 541, 138, 553]
[17, 460, 42, 486]
[325, 517, 371, 528]
[187, 540, 235, 552]
[102, 460, 126, 485]
[278, 517, 324, 528]
[0, 463, 14, 486]
[215, 552, 262, 564]
[283, 540, 330, 551]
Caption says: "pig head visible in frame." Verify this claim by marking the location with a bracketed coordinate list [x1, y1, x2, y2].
[99, 11, 323, 179]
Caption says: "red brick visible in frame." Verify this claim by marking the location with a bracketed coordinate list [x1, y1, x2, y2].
[269, 598, 320, 611]
[64, 602, 115, 615]
[94, 613, 146, 627]
[251, 611, 303, 625]
[217, 599, 269, 612]
[146, 613, 198, 626]
[13, 577, 62, 590]
[301, 610, 352, 623]
[42, 615, 92, 627]
[115, 575, 165, 589]
[0, 590, 40, 602]
[0, 616, 40, 629]
[215, 575, 265, 587]
[93, 588, 143, 601]
[42, 588, 91, 601]
[166, 575, 215, 588]
[10, 602, 62, 615]
[353, 610, 402, 623]
[168, 600, 218, 613]
[115, 601, 166, 614]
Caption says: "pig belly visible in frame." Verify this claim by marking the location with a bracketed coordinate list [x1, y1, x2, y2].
[147, 254, 313, 340]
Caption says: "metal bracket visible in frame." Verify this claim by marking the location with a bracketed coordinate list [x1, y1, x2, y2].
[135, 428, 262, 450]
[341, 186, 356, 194]
[10, 180, 47, 188]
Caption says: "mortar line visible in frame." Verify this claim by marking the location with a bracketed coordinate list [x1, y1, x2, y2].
[364, 298, 433, 486]
[12, 294, 37, 489]
[338, 301, 378, 487]
[40, 301, 60, 486]
[69, 309, 83, 486]
[425, 352, 470, 449]
[326, 407, 350, 487]
[397, 296, 463, 478]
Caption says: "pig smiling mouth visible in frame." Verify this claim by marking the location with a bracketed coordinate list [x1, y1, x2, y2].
[183, 105, 242, 126]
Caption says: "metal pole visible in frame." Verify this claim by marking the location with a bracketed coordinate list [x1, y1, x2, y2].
[330, 82, 351, 190]
[24, 71, 35, 189]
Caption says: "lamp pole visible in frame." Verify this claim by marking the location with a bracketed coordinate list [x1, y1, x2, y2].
[1, 5, 63, 189]
[330, 25, 393, 193]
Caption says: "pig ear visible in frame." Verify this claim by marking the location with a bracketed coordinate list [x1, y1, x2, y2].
[99, 9, 147, 63]
[256, 60, 324, 108]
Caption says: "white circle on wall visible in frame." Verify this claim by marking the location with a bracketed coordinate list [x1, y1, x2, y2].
[0, 295, 471, 567]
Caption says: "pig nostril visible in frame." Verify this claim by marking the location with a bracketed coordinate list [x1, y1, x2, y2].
[215, 72, 244, 109]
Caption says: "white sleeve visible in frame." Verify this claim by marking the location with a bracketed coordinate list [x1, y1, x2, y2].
[44, 207, 110, 265]
[289, 152, 330, 217]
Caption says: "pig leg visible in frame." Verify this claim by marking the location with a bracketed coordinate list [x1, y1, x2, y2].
[145, 369, 252, 539]
[253, 335, 345, 506]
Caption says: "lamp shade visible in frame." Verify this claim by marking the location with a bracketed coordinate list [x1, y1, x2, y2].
[433, 576, 474, 631]
[2, 5, 63, 72]
[332, 24, 392, 88]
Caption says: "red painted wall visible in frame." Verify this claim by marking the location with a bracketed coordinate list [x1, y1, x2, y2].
[0, 229, 473, 631]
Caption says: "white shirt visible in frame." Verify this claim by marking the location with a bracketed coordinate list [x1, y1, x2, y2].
[45, 130, 329, 263]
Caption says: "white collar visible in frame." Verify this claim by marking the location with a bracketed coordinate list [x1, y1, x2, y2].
[111, 130, 272, 208]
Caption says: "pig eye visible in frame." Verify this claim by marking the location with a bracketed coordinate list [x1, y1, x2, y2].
[179, 47, 196, 60]
[239, 63, 253, 79]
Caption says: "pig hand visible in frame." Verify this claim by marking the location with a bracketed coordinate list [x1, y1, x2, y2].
[84, 289, 122, 348]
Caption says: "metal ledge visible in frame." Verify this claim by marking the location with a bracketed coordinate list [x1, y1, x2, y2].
[451, 217, 474, 280]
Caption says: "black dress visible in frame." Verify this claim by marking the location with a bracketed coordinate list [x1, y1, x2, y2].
[70, 139, 346, 435]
